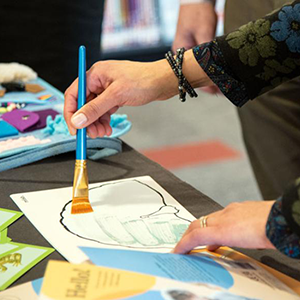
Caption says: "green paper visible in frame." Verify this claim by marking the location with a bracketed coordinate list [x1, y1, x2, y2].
[0, 241, 54, 291]
[0, 208, 23, 232]
[0, 229, 11, 244]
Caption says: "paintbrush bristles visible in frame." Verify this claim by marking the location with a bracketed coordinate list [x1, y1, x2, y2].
[71, 160, 93, 214]
[71, 197, 93, 214]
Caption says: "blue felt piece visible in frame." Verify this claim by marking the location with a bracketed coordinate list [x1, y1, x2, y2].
[0, 120, 19, 138]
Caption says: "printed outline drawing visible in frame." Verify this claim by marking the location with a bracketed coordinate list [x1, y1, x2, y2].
[60, 179, 192, 249]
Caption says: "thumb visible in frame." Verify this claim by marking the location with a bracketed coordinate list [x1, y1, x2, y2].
[71, 87, 117, 129]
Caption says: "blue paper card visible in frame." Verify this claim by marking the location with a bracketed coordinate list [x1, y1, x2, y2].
[81, 247, 234, 289]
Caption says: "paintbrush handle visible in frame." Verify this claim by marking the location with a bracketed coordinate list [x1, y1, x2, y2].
[76, 45, 87, 160]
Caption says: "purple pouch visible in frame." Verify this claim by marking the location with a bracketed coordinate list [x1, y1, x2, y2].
[2, 110, 39, 132]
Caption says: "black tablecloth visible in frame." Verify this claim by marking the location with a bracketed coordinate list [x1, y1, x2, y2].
[0, 142, 300, 286]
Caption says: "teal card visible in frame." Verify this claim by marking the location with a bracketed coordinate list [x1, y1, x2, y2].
[0, 208, 23, 232]
[0, 241, 54, 291]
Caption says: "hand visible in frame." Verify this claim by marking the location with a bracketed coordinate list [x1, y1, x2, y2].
[64, 59, 178, 138]
[173, 201, 276, 254]
[172, 3, 217, 52]
[64, 51, 213, 138]
[173, 3, 218, 95]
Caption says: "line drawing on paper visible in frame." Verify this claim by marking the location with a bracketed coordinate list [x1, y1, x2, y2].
[60, 179, 191, 249]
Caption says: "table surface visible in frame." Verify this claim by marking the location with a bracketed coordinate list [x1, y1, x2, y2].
[1, 142, 300, 287]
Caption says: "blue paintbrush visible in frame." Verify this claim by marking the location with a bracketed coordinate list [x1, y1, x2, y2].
[71, 45, 93, 214]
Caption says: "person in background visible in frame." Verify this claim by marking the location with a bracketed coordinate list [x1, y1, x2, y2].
[64, 1, 300, 257]
[0, 0, 105, 92]
[173, 0, 300, 201]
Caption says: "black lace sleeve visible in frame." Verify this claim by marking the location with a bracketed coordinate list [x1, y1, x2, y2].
[193, 1, 300, 107]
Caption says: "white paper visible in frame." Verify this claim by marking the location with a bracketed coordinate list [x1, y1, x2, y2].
[11, 176, 195, 264]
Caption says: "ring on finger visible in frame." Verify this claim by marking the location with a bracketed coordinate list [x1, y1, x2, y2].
[199, 215, 208, 228]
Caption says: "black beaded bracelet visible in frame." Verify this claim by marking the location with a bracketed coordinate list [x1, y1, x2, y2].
[176, 48, 186, 102]
[165, 48, 198, 102]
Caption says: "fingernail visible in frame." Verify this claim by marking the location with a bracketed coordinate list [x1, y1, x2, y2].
[71, 113, 87, 128]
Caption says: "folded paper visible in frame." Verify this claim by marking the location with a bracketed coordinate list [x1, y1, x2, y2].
[0, 229, 11, 244]
[0, 241, 54, 291]
[0, 208, 23, 232]
[11, 176, 194, 264]
[39, 260, 299, 300]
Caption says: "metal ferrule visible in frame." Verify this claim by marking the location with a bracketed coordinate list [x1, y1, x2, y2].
[72, 160, 89, 198]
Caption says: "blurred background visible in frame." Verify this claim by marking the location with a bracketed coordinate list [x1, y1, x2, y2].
[101, 0, 224, 61]
[99, 0, 262, 207]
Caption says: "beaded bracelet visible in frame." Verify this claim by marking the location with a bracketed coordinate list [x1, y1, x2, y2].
[165, 48, 198, 102]
[176, 48, 186, 102]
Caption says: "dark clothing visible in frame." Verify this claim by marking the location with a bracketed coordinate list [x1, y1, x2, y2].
[0, 0, 105, 91]
[193, 0, 300, 257]
[224, 0, 300, 200]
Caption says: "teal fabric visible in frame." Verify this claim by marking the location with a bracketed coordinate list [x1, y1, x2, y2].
[0, 137, 122, 172]
[0, 78, 131, 172]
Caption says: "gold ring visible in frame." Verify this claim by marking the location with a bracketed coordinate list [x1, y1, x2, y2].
[199, 216, 208, 228]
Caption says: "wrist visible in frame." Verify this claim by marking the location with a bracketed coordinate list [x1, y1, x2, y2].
[152, 59, 178, 100]
[182, 49, 213, 88]
[154, 49, 214, 100]
[152, 48, 214, 101]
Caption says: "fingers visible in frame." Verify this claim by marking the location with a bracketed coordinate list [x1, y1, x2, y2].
[206, 245, 221, 251]
[180, 211, 220, 240]
[71, 86, 117, 130]
[64, 64, 107, 135]
[86, 110, 117, 138]
[173, 211, 223, 254]
[173, 227, 221, 254]
[65, 76, 119, 138]
[174, 201, 278, 254]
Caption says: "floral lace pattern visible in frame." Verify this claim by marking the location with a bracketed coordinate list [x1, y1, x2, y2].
[270, 3, 300, 53]
[226, 19, 277, 67]
[266, 198, 300, 258]
[195, 1, 300, 104]
[193, 40, 250, 107]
